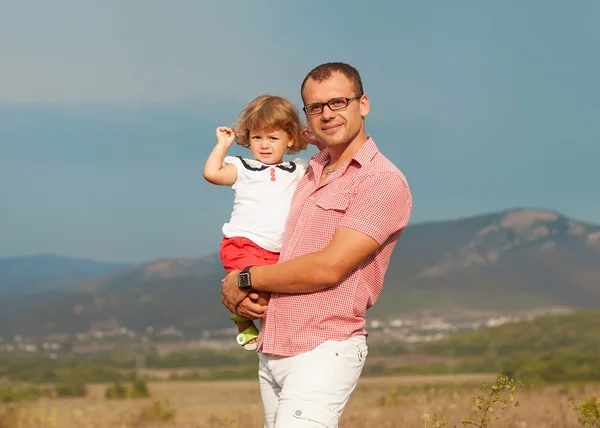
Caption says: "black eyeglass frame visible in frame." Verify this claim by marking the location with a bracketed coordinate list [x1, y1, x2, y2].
[302, 95, 362, 116]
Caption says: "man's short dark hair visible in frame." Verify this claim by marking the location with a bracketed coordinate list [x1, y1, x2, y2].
[301, 62, 364, 102]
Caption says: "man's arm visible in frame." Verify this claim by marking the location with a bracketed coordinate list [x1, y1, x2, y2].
[252, 226, 379, 293]
[252, 171, 411, 293]
[222, 171, 412, 313]
[222, 227, 379, 315]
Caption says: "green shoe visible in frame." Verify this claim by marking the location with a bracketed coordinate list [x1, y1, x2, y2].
[236, 325, 259, 351]
[229, 314, 250, 323]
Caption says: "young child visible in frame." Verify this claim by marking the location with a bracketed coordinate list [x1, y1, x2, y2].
[204, 94, 319, 350]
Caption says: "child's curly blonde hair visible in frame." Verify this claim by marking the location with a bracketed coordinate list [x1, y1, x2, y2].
[233, 95, 308, 155]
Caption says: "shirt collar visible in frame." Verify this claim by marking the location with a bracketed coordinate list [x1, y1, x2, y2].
[352, 136, 378, 166]
[311, 136, 378, 170]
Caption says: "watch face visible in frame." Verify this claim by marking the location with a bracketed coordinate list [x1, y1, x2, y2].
[238, 272, 251, 289]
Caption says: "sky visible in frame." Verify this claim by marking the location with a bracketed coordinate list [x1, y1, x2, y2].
[1, 1, 599, 263]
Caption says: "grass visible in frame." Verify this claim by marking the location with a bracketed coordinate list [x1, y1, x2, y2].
[2, 374, 600, 427]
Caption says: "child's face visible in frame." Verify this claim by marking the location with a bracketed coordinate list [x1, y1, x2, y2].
[248, 128, 294, 164]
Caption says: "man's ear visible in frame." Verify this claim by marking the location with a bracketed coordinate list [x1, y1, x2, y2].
[359, 95, 370, 118]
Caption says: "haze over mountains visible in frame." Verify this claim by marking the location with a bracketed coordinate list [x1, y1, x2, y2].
[0, 254, 130, 296]
[1, 208, 599, 337]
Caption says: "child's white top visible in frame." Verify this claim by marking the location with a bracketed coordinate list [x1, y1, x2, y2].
[222, 156, 309, 253]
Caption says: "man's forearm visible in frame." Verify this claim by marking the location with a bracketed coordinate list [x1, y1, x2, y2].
[250, 226, 383, 294]
[250, 251, 341, 294]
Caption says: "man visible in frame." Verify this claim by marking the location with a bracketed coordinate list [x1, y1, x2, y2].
[221, 62, 412, 427]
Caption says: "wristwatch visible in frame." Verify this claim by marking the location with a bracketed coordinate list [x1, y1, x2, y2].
[237, 266, 254, 290]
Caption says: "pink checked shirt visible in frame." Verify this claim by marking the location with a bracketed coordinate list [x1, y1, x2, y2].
[258, 138, 412, 357]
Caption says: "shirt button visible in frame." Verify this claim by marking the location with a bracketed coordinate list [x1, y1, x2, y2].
[295, 410, 302, 417]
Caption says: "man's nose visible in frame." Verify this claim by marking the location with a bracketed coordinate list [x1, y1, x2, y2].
[321, 105, 336, 120]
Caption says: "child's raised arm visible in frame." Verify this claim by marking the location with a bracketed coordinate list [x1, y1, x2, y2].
[203, 127, 238, 186]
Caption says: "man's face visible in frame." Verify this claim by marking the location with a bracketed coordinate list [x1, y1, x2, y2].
[301, 72, 369, 148]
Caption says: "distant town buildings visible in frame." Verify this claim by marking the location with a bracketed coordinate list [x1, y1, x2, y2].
[0, 307, 572, 355]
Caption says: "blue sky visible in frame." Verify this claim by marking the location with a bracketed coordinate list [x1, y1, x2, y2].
[1, 1, 599, 263]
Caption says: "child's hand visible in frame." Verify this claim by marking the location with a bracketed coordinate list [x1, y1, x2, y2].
[216, 126, 236, 147]
[301, 126, 325, 150]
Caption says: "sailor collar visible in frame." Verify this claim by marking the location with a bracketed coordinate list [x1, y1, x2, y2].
[238, 156, 297, 173]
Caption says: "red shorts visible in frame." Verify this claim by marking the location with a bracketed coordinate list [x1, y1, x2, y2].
[219, 236, 280, 273]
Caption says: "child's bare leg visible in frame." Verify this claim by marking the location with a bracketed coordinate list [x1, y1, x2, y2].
[234, 319, 255, 333]
[234, 291, 271, 346]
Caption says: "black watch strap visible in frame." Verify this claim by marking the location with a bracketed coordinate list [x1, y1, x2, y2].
[237, 266, 254, 290]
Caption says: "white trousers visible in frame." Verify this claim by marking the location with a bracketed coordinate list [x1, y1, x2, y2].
[258, 335, 368, 428]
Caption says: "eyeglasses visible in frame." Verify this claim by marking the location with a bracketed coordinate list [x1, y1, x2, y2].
[303, 95, 362, 116]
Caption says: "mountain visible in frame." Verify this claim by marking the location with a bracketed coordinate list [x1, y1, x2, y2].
[380, 208, 600, 312]
[0, 254, 131, 296]
[1, 208, 599, 337]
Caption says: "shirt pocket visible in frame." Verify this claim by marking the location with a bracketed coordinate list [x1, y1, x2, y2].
[315, 193, 351, 212]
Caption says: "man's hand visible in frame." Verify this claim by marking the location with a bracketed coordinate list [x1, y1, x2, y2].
[237, 293, 268, 319]
[221, 270, 249, 313]
[222, 271, 268, 319]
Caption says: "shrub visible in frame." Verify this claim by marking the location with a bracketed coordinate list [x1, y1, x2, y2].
[573, 396, 600, 427]
[129, 400, 176, 426]
[0, 382, 50, 428]
[461, 375, 519, 428]
[105, 382, 128, 399]
[130, 378, 150, 398]
[55, 381, 88, 398]
[105, 378, 151, 400]
[423, 375, 520, 428]
[422, 412, 448, 428]
[0, 381, 49, 403]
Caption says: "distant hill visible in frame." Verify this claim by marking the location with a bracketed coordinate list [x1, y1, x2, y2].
[380, 207, 600, 312]
[1, 208, 599, 337]
[419, 310, 600, 384]
[0, 254, 131, 296]
[423, 310, 600, 357]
